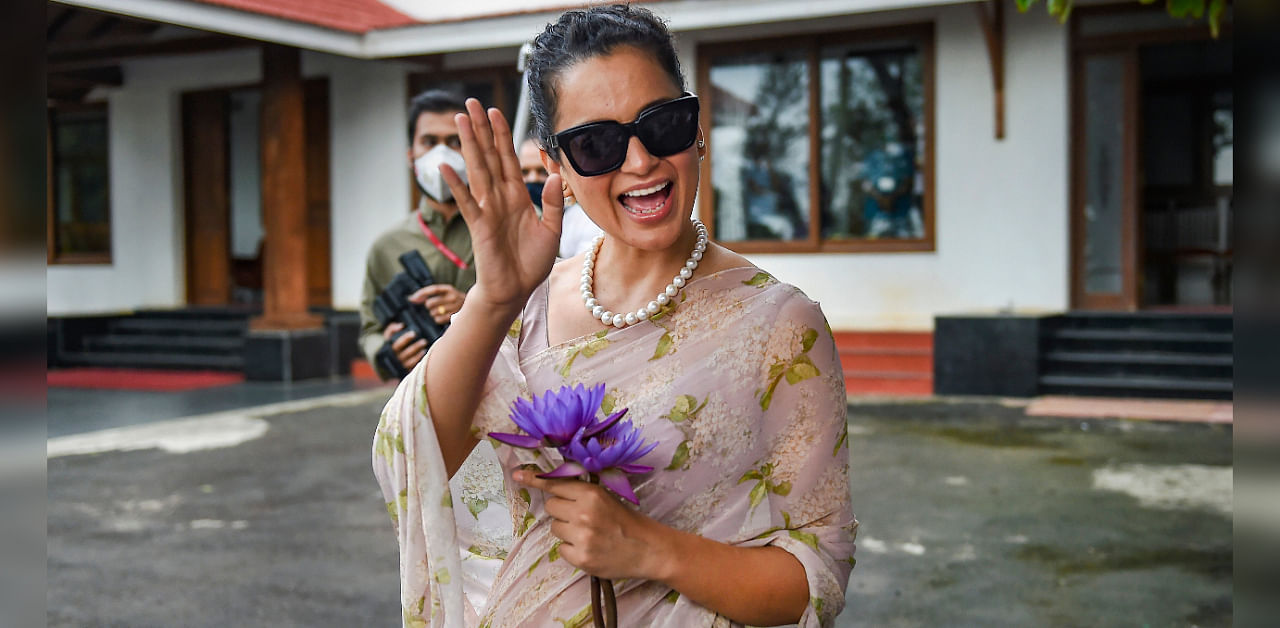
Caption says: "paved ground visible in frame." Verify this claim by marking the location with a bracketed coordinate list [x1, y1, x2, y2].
[47, 391, 1232, 627]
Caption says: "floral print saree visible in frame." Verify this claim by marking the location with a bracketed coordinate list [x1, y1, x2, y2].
[374, 266, 856, 627]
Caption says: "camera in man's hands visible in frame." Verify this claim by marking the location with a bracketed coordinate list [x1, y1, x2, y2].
[372, 250, 448, 379]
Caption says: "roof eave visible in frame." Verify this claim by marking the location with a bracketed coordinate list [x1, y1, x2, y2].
[53, 0, 369, 57]
[54, 0, 979, 60]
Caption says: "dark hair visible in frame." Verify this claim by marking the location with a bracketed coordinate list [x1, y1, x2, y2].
[528, 4, 685, 158]
[406, 89, 466, 144]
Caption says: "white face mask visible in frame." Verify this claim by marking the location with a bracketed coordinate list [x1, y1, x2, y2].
[413, 144, 467, 203]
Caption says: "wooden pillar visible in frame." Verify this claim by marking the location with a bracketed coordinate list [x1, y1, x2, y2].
[975, 0, 1006, 140]
[253, 44, 321, 330]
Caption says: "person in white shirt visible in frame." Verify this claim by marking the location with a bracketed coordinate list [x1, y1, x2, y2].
[519, 138, 602, 259]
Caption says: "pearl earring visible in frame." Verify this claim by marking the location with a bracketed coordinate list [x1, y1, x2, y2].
[697, 139, 705, 149]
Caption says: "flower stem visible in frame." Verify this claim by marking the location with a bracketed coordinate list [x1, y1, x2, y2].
[590, 576, 605, 628]
[586, 473, 609, 628]
[602, 578, 618, 628]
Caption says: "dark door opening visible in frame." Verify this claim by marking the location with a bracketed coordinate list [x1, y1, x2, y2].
[1070, 10, 1232, 311]
[1138, 39, 1232, 309]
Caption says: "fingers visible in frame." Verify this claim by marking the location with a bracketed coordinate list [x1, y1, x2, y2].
[398, 340, 427, 366]
[488, 107, 523, 185]
[409, 284, 453, 303]
[390, 329, 417, 351]
[451, 111, 491, 203]
[381, 321, 405, 341]
[464, 99, 505, 188]
[401, 348, 426, 370]
[513, 469, 587, 499]
[439, 161, 480, 222]
[540, 172, 566, 235]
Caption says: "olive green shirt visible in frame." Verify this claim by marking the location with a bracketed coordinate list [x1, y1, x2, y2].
[359, 200, 476, 379]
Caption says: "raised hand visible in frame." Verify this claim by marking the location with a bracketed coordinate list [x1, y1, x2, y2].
[439, 99, 564, 315]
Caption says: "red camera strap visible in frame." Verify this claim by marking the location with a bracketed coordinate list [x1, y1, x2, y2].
[416, 211, 469, 270]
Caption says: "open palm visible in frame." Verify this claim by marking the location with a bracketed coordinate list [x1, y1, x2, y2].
[440, 99, 563, 313]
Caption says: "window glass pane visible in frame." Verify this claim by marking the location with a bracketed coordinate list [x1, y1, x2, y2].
[1082, 54, 1126, 295]
[819, 43, 925, 240]
[708, 50, 810, 242]
[1212, 91, 1232, 186]
[52, 109, 110, 258]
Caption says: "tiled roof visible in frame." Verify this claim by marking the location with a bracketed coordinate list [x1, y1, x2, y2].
[189, 0, 419, 33]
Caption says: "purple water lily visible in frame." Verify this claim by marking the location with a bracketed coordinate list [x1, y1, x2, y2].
[538, 420, 658, 504]
[488, 383, 626, 449]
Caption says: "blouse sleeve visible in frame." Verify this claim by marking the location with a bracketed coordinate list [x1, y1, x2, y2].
[751, 292, 858, 627]
[371, 318, 528, 628]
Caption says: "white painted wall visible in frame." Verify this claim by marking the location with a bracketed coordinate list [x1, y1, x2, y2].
[679, 2, 1070, 330]
[306, 53, 414, 310]
[47, 48, 415, 315]
[47, 49, 263, 316]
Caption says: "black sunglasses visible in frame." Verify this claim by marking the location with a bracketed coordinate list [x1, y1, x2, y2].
[547, 93, 700, 177]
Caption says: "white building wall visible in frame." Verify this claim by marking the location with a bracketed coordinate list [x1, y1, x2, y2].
[306, 54, 413, 311]
[47, 49, 414, 315]
[47, 49, 263, 316]
[681, 2, 1070, 330]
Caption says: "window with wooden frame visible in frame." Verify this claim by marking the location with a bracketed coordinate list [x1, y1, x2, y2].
[47, 103, 112, 264]
[698, 24, 935, 253]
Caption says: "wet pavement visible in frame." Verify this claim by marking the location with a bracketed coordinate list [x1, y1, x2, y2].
[47, 392, 1232, 627]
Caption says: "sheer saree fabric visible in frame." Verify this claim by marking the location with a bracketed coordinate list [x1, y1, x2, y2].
[373, 266, 857, 627]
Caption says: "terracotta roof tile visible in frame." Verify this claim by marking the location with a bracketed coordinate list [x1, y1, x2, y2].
[188, 0, 419, 33]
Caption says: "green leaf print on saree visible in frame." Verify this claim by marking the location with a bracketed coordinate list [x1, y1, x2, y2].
[558, 329, 610, 377]
[463, 495, 488, 519]
[739, 462, 792, 510]
[650, 331, 675, 361]
[743, 271, 774, 288]
[758, 328, 823, 410]
[662, 394, 708, 423]
[665, 440, 692, 471]
[556, 604, 595, 628]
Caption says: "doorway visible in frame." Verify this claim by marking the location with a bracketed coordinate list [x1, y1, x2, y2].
[1070, 8, 1232, 311]
[182, 79, 332, 308]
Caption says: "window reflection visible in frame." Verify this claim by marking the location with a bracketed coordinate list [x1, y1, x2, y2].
[708, 51, 810, 242]
[819, 44, 924, 240]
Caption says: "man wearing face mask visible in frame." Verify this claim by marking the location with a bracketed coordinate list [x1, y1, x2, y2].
[358, 90, 476, 380]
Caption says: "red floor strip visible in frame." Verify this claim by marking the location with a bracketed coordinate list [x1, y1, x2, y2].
[47, 368, 245, 392]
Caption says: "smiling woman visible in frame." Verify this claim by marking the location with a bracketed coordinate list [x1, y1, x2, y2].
[372, 5, 857, 628]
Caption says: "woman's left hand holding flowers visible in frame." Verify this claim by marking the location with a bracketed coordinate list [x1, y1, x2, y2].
[513, 471, 668, 581]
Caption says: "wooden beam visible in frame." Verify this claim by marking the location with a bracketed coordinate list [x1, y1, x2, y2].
[48, 35, 252, 72]
[253, 44, 322, 330]
[974, 0, 1006, 140]
[47, 67, 124, 89]
[46, 5, 74, 40]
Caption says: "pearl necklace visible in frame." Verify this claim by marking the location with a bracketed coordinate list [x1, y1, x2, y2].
[582, 219, 708, 329]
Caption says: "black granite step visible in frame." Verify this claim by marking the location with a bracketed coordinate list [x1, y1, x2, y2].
[1054, 311, 1232, 333]
[83, 334, 245, 355]
[1039, 313, 1233, 400]
[109, 318, 248, 336]
[1039, 374, 1232, 400]
[57, 350, 244, 370]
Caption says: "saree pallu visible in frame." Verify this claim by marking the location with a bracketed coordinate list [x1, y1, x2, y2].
[374, 266, 857, 627]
